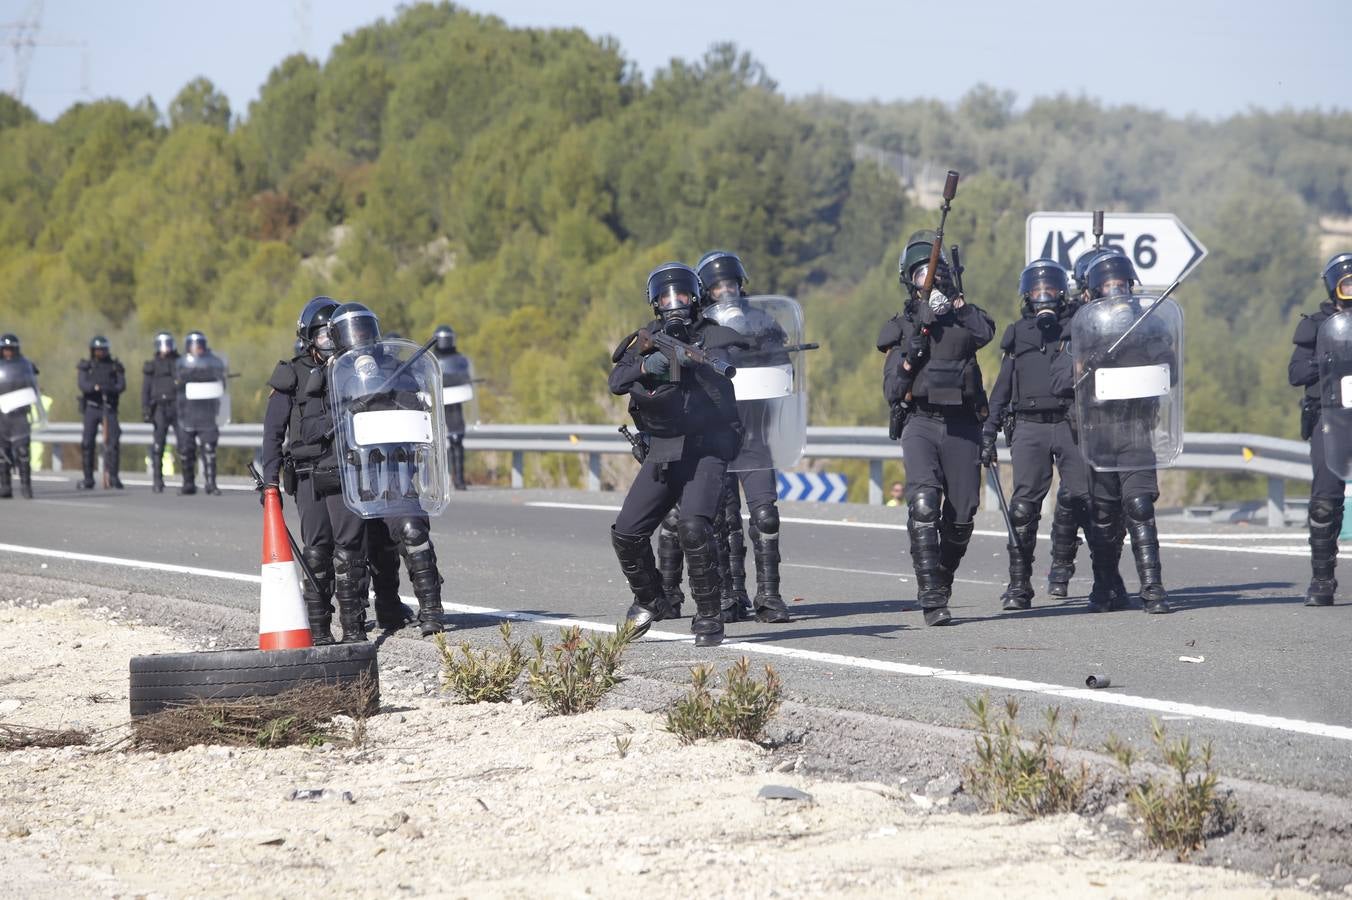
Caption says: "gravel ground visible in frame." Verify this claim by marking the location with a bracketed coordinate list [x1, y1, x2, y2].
[0, 585, 1329, 899]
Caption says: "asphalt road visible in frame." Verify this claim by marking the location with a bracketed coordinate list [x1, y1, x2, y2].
[3, 474, 1351, 796]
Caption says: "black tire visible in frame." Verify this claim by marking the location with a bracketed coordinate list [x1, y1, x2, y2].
[128, 643, 380, 718]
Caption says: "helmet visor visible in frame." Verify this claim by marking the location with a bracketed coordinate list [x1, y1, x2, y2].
[313, 327, 335, 352]
[1098, 278, 1132, 298]
[1026, 281, 1061, 304]
[1338, 274, 1352, 302]
[910, 263, 932, 288]
[654, 284, 694, 311]
[708, 277, 740, 303]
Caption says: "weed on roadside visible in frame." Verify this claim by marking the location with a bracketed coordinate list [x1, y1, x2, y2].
[665, 657, 783, 744]
[1106, 719, 1234, 859]
[0, 722, 93, 751]
[963, 694, 1093, 817]
[128, 677, 375, 752]
[525, 622, 635, 715]
[436, 622, 526, 703]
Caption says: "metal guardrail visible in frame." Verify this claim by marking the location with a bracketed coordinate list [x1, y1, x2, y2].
[30, 422, 1310, 522]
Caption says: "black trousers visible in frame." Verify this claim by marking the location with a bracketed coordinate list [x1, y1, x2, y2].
[0, 414, 30, 473]
[1089, 467, 1158, 506]
[150, 404, 182, 458]
[728, 467, 778, 515]
[1010, 418, 1091, 507]
[901, 412, 982, 523]
[81, 405, 120, 472]
[1310, 430, 1346, 502]
[296, 475, 366, 558]
[614, 449, 728, 537]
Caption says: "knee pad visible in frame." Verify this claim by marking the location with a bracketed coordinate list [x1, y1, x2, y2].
[202, 444, 217, 462]
[449, 434, 463, 448]
[14, 442, 29, 464]
[1009, 499, 1039, 528]
[1124, 495, 1155, 524]
[677, 515, 714, 551]
[661, 506, 682, 533]
[1309, 497, 1342, 527]
[151, 442, 164, 457]
[750, 505, 779, 536]
[909, 487, 940, 523]
[301, 546, 335, 589]
[396, 518, 432, 555]
[331, 546, 368, 590]
[1091, 502, 1118, 527]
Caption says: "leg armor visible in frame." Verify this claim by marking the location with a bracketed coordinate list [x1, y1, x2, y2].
[300, 545, 336, 646]
[723, 474, 751, 611]
[1125, 495, 1170, 614]
[448, 433, 466, 491]
[908, 488, 950, 626]
[656, 506, 685, 620]
[679, 516, 725, 647]
[612, 526, 664, 637]
[202, 443, 221, 496]
[179, 436, 198, 495]
[1305, 497, 1341, 607]
[395, 518, 445, 635]
[332, 546, 369, 643]
[749, 504, 788, 623]
[1000, 499, 1038, 611]
[1047, 490, 1086, 597]
[1086, 501, 1128, 613]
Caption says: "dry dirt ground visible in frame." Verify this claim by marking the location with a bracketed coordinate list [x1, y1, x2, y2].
[0, 593, 1320, 900]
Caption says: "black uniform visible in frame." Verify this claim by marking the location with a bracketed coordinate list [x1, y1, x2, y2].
[1289, 300, 1346, 605]
[141, 353, 182, 493]
[262, 353, 366, 644]
[610, 317, 745, 646]
[879, 301, 995, 625]
[77, 355, 126, 489]
[984, 311, 1091, 608]
[0, 354, 38, 500]
[176, 351, 226, 496]
[436, 349, 472, 490]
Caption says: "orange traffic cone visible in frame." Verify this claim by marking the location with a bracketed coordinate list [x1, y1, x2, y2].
[258, 486, 314, 650]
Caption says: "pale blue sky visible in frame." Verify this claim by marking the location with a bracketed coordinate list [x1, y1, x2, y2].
[8, 0, 1349, 122]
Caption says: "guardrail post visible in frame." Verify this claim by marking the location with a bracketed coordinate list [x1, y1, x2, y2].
[868, 459, 883, 506]
[1268, 476, 1286, 527]
[586, 452, 601, 492]
[511, 451, 524, 489]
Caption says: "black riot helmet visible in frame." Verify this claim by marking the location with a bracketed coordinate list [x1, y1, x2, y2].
[185, 330, 208, 355]
[89, 335, 111, 358]
[898, 230, 955, 313]
[1086, 252, 1139, 300]
[695, 250, 748, 304]
[330, 302, 381, 355]
[434, 324, 457, 354]
[1323, 253, 1352, 305]
[646, 262, 702, 337]
[0, 333, 19, 357]
[1019, 259, 1068, 322]
[296, 296, 340, 358]
[154, 331, 175, 356]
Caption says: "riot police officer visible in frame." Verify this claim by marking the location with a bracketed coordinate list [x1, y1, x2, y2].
[262, 297, 367, 644]
[0, 333, 40, 499]
[176, 331, 228, 496]
[77, 336, 125, 490]
[982, 260, 1091, 609]
[433, 324, 472, 491]
[1288, 252, 1352, 606]
[1058, 252, 1179, 614]
[327, 302, 447, 636]
[879, 233, 995, 626]
[141, 332, 181, 494]
[610, 262, 746, 647]
[697, 249, 794, 624]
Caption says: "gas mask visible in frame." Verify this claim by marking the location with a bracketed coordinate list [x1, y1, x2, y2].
[654, 285, 696, 338]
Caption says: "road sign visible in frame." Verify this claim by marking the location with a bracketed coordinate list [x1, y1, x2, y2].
[777, 471, 848, 503]
[1025, 211, 1207, 287]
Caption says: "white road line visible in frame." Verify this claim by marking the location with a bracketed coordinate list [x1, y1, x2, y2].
[525, 502, 1309, 555]
[32, 499, 113, 509]
[5, 540, 1348, 743]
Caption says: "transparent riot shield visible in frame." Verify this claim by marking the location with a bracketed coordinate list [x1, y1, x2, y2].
[1316, 311, 1352, 478]
[1071, 293, 1184, 472]
[0, 357, 46, 435]
[706, 294, 808, 472]
[438, 351, 479, 436]
[329, 338, 450, 519]
[175, 351, 231, 434]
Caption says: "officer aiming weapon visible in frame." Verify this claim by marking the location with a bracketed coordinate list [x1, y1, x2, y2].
[248, 461, 325, 596]
[1072, 273, 1186, 390]
[633, 328, 737, 381]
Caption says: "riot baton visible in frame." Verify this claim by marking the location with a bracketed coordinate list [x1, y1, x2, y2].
[950, 245, 965, 297]
[100, 407, 110, 489]
[985, 461, 1019, 552]
[1072, 274, 1186, 391]
[247, 461, 324, 597]
[1092, 210, 1104, 250]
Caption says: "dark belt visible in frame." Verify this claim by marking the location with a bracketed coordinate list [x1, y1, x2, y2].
[1015, 409, 1068, 424]
[912, 402, 977, 420]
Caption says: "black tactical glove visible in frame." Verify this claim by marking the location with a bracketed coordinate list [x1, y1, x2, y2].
[258, 483, 282, 508]
[905, 333, 930, 367]
[640, 352, 671, 379]
[979, 431, 997, 467]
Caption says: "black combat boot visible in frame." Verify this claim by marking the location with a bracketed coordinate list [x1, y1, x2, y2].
[449, 437, 467, 491]
[17, 458, 32, 499]
[909, 493, 951, 626]
[1125, 496, 1171, 614]
[179, 447, 197, 495]
[681, 519, 725, 647]
[106, 444, 123, 490]
[333, 548, 369, 643]
[1305, 497, 1341, 607]
[726, 508, 753, 612]
[300, 548, 335, 645]
[1086, 511, 1130, 612]
[655, 512, 686, 620]
[0, 464, 10, 498]
[750, 509, 789, 623]
[1000, 502, 1038, 611]
[151, 443, 166, 493]
[1046, 494, 1084, 598]
[78, 445, 95, 490]
[715, 502, 745, 624]
[202, 445, 221, 496]
[612, 527, 665, 637]
[406, 547, 446, 635]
